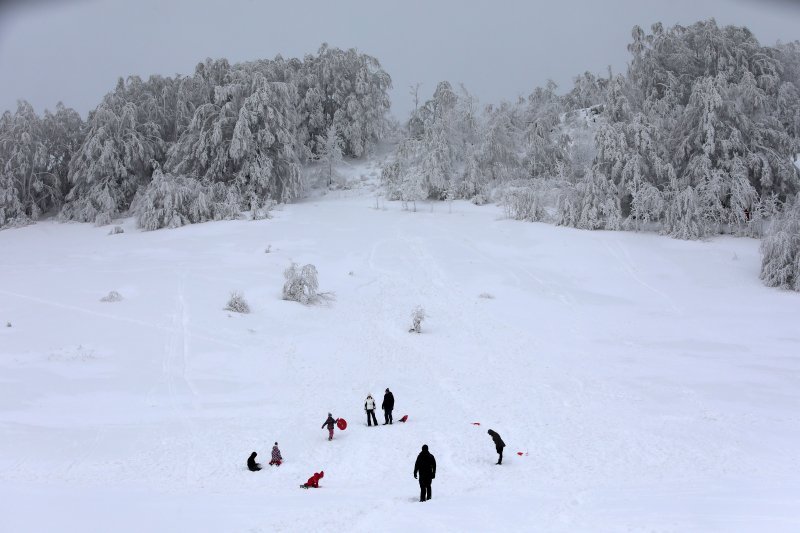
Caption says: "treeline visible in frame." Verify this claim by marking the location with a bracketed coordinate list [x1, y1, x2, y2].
[382, 19, 800, 290]
[0, 44, 392, 229]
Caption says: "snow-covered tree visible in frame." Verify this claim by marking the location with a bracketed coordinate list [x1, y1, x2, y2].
[133, 168, 239, 230]
[282, 263, 321, 305]
[409, 305, 425, 333]
[61, 95, 163, 224]
[760, 194, 800, 290]
[316, 124, 343, 186]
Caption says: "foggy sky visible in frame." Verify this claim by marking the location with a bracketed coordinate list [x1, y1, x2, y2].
[1, 0, 800, 120]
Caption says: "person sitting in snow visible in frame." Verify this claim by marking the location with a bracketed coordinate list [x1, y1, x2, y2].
[269, 442, 282, 466]
[487, 429, 506, 465]
[321, 413, 339, 441]
[303, 471, 324, 488]
[247, 451, 262, 472]
[364, 394, 378, 427]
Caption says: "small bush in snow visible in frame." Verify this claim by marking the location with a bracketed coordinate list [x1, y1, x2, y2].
[760, 194, 800, 291]
[94, 212, 112, 227]
[471, 194, 488, 206]
[282, 263, 333, 305]
[409, 305, 425, 333]
[225, 291, 251, 313]
[108, 226, 124, 235]
[478, 292, 495, 299]
[100, 291, 123, 302]
[264, 245, 272, 253]
[5, 322, 10, 328]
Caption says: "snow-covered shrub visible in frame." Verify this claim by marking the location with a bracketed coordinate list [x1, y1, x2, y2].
[478, 292, 495, 299]
[409, 305, 425, 333]
[282, 263, 332, 305]
[760, 195, 800, 291]
[5, 322, 11, 328]
[264, 245, 272, 253]
[503, 180, 560, 222]
[108, 226, 124, 235]
[471, 194, 488, 206]
[100, 291, 123, 302]
[225, 291, 251, 313]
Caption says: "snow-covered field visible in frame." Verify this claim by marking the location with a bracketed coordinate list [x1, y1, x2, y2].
[1, 165, 800, 532]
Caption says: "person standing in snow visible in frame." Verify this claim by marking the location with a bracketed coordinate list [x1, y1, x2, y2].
[488, 429, 506, 465]
[269, 442, 282, 466]
[321, 413, 339, 441]
[364, 394, 378, 426]
[413, 444, 436, 502]
[247, 451, 262, 471]
[382, 388, 394, 425]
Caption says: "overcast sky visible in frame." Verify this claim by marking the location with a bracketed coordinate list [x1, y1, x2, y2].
[1, 0, 800, 119]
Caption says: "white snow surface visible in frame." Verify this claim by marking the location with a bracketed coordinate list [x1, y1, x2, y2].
[1, 162, 800, 532]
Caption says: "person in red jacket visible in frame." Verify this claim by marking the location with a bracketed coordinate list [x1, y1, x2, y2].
[302, 471, 324, 488]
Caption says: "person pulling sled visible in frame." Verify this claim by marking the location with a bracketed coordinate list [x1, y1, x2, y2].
[322, 413, 339, 441]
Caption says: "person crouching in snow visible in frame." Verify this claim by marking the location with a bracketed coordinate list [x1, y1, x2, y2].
[269, 442, 282, 466]
[303, 471, 324, 488]
[488, 429, 505, 465]
[247, 451, 262, 471]
[322, 413, 339, 441]
[364, 394, 378, 427]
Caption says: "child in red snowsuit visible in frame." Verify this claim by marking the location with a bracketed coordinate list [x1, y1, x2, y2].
[269, 442, 282, 466]
[303, 471, 324, 488]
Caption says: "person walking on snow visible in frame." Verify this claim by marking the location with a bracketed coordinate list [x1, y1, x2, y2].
[382, 388, 394, 425]
[488, 429, 506, 464]
[414, 444, 436, 502]
[365, 394, 378, 426]
[322, 413, 339, 441]
[269, 442, 282, 466]
[247, 451, 262, 471]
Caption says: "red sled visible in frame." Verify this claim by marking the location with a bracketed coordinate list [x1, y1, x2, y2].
[336, 418, 347, 430]
[399, 415, 408, 423]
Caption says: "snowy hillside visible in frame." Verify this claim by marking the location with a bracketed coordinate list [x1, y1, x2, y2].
[1, 162, 800, 532]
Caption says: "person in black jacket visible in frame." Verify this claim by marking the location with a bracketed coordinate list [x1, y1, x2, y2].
[488, 429, 505, 465]
[247, 451, 262, 471]
[322, 413, 339, 441]
[382, 388, 394, 425]
[413, 444, 436, 501]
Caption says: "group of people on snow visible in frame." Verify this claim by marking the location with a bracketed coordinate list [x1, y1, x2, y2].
[246, 386, 506, 500]
[364, 388, 393, 427]
[247, 442, 283, 472]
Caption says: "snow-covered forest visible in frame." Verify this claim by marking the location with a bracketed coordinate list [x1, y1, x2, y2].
[2, 21, 800, 291]
[383, 20, 800, 290]
[0, 45, 391, 228]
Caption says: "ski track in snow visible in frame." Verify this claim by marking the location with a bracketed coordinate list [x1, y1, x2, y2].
[1, 164, 800, 532]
